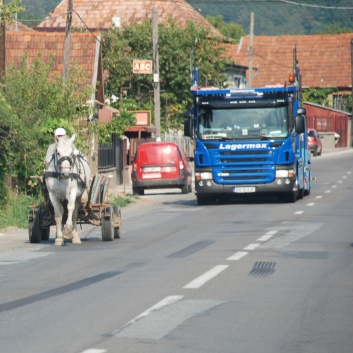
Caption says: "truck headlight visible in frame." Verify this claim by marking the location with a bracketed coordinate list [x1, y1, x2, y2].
[195, 172, 213, 180]
[276, 169, 295, 178]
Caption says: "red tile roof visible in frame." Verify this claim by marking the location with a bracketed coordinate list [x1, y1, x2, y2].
[5, 20, 34, 32]
[37, 0, 221, 37]
[228, 33, 353, 89]
[5, 30, 104, 102]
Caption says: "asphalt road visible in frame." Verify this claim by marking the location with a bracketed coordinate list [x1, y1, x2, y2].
[1, 149, 353, 353]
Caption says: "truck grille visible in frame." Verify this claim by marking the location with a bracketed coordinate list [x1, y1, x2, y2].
[209, 149, 275, 184]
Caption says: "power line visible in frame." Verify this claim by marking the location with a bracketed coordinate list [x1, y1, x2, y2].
[187, 0, 353, 9]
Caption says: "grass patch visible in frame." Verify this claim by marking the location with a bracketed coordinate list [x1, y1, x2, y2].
[108, 193, 138, 207]
[0, 192, 41, 231]
[0, 191, 138, 232]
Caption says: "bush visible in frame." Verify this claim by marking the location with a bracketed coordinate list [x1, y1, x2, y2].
[0, 192, 41, 231]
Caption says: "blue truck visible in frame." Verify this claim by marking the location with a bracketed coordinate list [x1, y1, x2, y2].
[184, 59, 312, 205]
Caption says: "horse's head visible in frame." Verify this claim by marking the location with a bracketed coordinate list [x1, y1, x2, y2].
[55, 134, 79, 177]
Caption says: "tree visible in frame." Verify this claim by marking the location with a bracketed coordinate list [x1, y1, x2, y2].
[0, 93, 19, 202]
[0, 0, 25, 27]
[0, 52, 93, 195]
[102, 19, 229, 131]
[206, 15, 244, 43]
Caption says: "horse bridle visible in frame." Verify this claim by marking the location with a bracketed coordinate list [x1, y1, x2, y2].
[57, 154, 75, 168]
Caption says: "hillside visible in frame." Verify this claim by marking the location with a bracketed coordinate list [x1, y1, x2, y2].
[17, 0, 353, 35]
[187, 0, 353, 35]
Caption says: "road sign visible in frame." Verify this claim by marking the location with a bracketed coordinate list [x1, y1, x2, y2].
[133, 60, 153, 74]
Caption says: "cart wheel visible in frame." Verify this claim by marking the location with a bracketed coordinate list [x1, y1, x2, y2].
[28, 207, 41, 243]
[101, 207, 114, 241]
[113, 205, 122, 239]
[41, 227, 50, 241]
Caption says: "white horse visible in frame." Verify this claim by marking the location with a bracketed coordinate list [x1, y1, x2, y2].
[44, 134, 91, 246]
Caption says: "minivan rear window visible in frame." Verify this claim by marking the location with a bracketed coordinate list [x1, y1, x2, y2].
[138, 144, 179, 165]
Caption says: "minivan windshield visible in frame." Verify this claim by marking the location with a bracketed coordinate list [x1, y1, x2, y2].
[197, 106, 290, 140]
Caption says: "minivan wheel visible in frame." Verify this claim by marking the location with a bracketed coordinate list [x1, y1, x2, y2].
[132, 187, 144, 195]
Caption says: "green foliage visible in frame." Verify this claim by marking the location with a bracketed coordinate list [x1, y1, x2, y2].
[19, 0, 58, 19]
[320, 23, 353, 34]
[302, 88, 335, 106]
[14, 0, 353, 35]
[102, 19, 228, 130]
[0, 0, 25, 26]
[0, 52, 94, 195]
[0, 94, 19, 201]
[94, 110, 136, 144]
[108, 193, 138, 208]
[0, 191, 40, 230]
[187, 0, 353, 35]
[206, 15, 244, 42]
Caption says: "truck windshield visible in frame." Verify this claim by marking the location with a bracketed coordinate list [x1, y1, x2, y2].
[197, 106, 290, 140]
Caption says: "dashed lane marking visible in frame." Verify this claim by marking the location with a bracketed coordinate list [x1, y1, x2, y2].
[183, 265, 229, 289]
[243, 243, 260, 251]
[227, 251, 248, 261]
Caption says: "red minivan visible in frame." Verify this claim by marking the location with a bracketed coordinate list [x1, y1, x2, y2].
[131, 142, 193, 195]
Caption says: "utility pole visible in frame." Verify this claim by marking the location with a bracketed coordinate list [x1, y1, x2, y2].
[152, 7, 161, 140]
[63, 0, 73, 81]
[0, 0, 6, 79]
[350, 40, 353, 147]
[248, 12, 254, 88]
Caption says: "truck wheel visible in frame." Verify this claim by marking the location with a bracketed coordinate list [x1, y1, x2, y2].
[282, 192, 297, 203]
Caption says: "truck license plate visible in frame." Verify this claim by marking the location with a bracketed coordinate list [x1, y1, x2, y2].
[233, 187, 256, 193]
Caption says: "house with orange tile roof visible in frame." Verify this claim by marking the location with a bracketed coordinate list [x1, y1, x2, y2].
[227, 33, 353, 108]
[5, 30, 104, 105]
[36, 0, 221, 37]
[225, 33, 353, 149]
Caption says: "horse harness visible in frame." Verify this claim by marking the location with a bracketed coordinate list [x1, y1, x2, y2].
[44, 152, 89, 188]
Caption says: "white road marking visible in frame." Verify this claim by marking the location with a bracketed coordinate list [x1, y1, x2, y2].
[114, 299, 224, 340]
[325, 190, 331, 193]
[316, 195, 322, 199]
[295, 211, 304, 214]
[243, 243, 260, 251]
[111, 295, 184, 336]
[338, 180, 343, 184]
[81, 350, 106, 353]
[257, 230, 278, 242]
[183, 265, 229, 289]
[306, 203, 315, 206]
[332, 185, 337, 188]
[260, 221, 323, 250]
[343, 176, 347, 179]
[257, 234, 273, 242]
[227, 251, 249, 261]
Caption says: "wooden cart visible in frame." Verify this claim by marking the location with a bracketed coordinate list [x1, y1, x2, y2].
[28, 174, 122, 243]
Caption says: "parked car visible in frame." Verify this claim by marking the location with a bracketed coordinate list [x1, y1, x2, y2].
[307, 128, 323, 156]
[131, 141, 193, 195]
